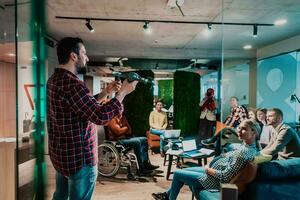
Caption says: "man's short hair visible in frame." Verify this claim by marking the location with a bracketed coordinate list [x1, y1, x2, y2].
[155, 99, 164, 105]
[57, 37, 83, 65]
[231, 96, 239, 102]
[268, 108, 283, 118]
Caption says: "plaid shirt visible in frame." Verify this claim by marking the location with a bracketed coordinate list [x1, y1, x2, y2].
[47, 68, 122, 176]
[224, 106, 248, 128]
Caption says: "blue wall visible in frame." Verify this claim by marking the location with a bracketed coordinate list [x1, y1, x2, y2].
[257, 51, 300, 123]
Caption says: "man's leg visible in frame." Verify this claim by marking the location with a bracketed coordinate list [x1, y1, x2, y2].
[52, 172, 69, 200]
[135, 137, 149, 164]
[166, 168, 205, 200]
[119, 138, 143, 167]
[150, 128, 164, 136]
[150, 128, 165, 154]
[68, 165, 98, 200]
[160, 135, 165, 153]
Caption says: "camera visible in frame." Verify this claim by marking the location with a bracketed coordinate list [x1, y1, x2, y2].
[206, 91, 213, 96]
[112, 71, 154, 85]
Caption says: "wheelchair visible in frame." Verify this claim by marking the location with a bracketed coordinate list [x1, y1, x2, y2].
[98, 140, 140, 180]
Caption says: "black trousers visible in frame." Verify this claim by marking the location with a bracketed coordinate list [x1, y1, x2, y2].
[198, 118, 216, 142]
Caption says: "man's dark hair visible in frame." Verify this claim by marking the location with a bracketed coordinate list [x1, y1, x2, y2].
[56, 37, 83, 65]
[268, 108, 283, 118]
[155, 99, 164, 105]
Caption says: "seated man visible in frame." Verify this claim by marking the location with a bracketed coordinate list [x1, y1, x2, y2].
[107, 113, 159, 174]
[149, 99, 168, 156]
[152, 119, 260, 200]
[201, 96, 248, 147]
[260, 108, 300, 160]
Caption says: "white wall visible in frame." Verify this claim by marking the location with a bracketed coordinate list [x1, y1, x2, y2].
[257, 34, 300, 60]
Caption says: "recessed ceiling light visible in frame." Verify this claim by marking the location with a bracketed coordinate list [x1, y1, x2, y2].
[274, 19, 287, 26]
[243, 45, 252, 50]
[202, 28, 212, 37]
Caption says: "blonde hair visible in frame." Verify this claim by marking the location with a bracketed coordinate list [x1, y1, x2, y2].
[243, 119, 261, 137]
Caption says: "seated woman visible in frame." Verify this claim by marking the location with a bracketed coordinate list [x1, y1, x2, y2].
[256, 108, 271, 148]
[107, 113, 159, 174]
[152, 119, 261, 200]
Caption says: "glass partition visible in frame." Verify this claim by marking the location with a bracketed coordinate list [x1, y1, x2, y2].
[222, 0, 300, 127]
[221, 0, 300, 169]
[16, 0, 47, 199]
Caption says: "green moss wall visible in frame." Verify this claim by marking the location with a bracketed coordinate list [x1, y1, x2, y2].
[173, 71, 200, 137]
[158, 79, 173, 109]
[123, 70, 154, 136]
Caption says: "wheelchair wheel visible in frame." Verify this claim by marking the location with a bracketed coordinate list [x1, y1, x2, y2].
[98, 143, 120, 177]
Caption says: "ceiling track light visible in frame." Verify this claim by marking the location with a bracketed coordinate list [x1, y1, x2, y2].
[143, 21, 149, 30]
[57, 16, 275, 36]
[207, 23, 212, 30]
[85, 19, 94, 32]
[143, 21, 152, 34]
[253, 24, 258, 37]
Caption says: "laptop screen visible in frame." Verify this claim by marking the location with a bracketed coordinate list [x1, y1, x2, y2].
[164, 129, 181, 138]
[182, 139, 197, 152]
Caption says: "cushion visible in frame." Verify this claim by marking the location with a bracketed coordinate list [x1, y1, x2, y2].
[230, 161, 257, 194]
[199, 190, 220, 200]
[244, 179, 300, 200]
[257, 158, 300, 180]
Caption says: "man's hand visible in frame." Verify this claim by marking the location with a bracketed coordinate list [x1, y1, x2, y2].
[115, 79, 138, 103]
[106, 80, 122, 95]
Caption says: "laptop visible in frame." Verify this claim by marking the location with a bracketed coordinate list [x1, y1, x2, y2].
[164, 129, 181, 139]
[182, 139, 204, 157]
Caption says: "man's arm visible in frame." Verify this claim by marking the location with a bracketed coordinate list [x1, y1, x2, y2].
[261, 127, 292, 156]
[68, 79, 136, 125]
[94, 80, 122, 102]
[162, 113, 168, 129]
[107, 118, 129, 137]
[122, 116, 132, 135]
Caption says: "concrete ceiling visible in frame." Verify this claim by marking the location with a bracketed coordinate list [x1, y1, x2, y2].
[46, 0, 300, 62]
[1, 0, 300, 66]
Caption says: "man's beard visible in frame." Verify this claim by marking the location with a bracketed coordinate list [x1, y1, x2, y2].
[75, 60, 87, 75]
[76, 66, 87, 74]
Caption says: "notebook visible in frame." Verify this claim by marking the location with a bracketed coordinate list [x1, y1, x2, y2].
[164, 129, 181, 139]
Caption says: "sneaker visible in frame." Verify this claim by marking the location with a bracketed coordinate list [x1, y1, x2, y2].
[152, 192, 169, 200]
[201, 136, 217, 146]
[143, 160, 159, 170]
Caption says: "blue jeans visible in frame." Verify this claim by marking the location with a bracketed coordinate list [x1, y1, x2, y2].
[167, 167, 205, 200]
[118, 137, 149, 168]
[52, 165, 98, 200]
[150, 128, 165, 152]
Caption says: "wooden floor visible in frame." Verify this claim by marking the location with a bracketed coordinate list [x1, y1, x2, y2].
[19, 153, 195, 200]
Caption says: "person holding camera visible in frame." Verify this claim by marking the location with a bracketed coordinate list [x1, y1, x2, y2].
[47, 37, 137, 200]
[198, 88, 217, 142]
